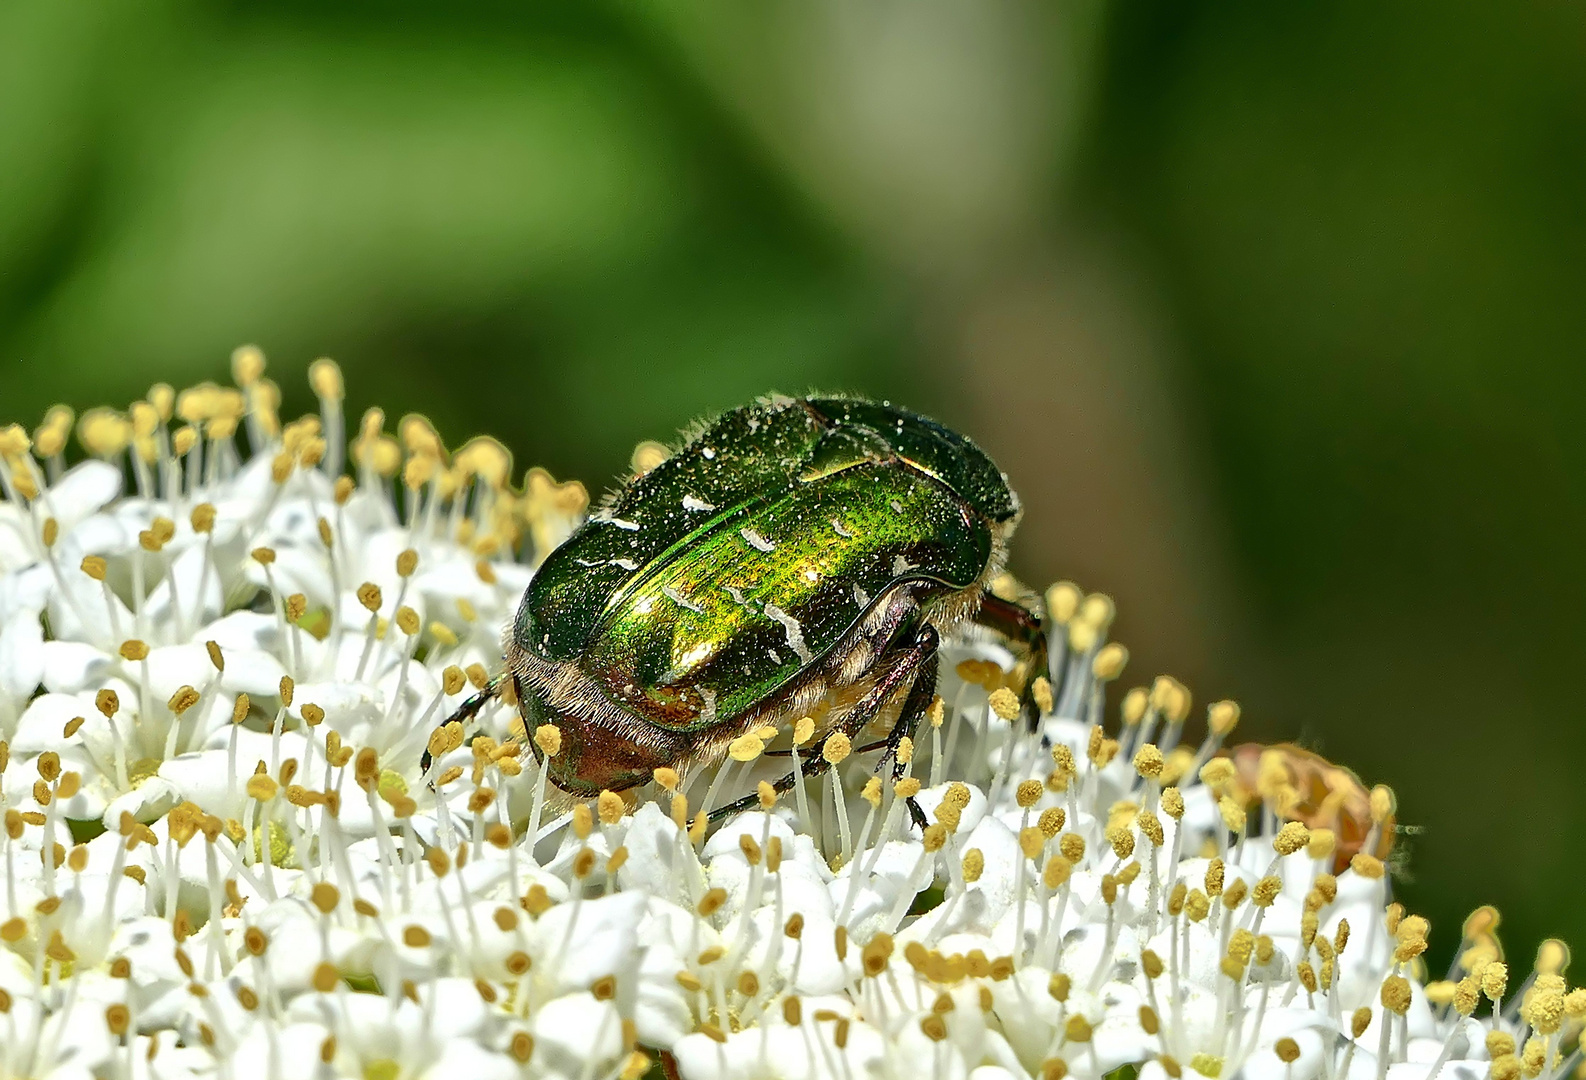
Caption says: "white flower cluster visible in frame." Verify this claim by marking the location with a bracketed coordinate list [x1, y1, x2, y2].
[0, 352, 1575, 1080]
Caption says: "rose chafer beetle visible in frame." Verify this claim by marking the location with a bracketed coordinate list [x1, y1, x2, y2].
[437, 395, 1047, 826]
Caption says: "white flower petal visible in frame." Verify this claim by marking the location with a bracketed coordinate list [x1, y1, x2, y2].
[530, 992, 624, 1077]
[50, 460, 124, 531]
[0, 605, 44, 710]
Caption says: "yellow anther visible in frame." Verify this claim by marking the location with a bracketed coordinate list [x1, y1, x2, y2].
[1092, 643, 1128, 680]
[1273, 821, 1310, 856]
[857, 777, 883, 809]
[1208, 700, 1241, 735]
[961, 848, 984, 883]
[534, 725, 562, 758]
[308, 358, 344, 401]
[1369, 785, 1396, 824]
[1133, 744, 1164, 779]
[728, 733, 765, 762]
[1121, 687, 1149, 725]
[1045, 581, 1081, 623]
[988, 687, 1020, 720]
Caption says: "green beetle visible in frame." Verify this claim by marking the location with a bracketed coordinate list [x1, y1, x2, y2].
[439, 395, 1046, 825]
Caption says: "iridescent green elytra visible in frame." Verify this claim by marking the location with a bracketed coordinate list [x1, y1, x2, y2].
[460, 395, 1043, 815]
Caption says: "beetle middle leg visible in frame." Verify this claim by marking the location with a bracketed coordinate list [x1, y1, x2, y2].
[710, 624, 939, 829]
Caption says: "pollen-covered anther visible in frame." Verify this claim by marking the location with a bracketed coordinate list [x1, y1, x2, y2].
[1381, 974, 1412, 1015]
[1133, 743, 1164, 779]
[728, 733, 765, 762]
[895, 735, 915, 764]
[1092, 643, 1128, 681]
[1014, 778, 1043, 808]
[961, 848, 985, 883]
[1150, 675, 1192, 724]
[1110, 690, 1142, 729]
[1273, 820, 1310, 855]
[957, 659, 1002, 690]
[1196, 756, 1234, 793]
[861, 933, 893, 976]
[737, 834, 762, 867]
[393, 606, 420, 636]
[596, 789, 625, 825]
[695, 887, 727, 918]
[1370, 784, 1396, 824]
[534, 725, 563, 758]
[1045, 581, 1081, 623]
[987, 687, 1020, 721]
[1136, 809, 1165, 847]
[1350, 853, 1385, 879]
[1217, 796, 1247, 834]
[857, 777, 883, 809]
[1208, 699, 1241, 735]
[1064, 1014, 1093, 1044]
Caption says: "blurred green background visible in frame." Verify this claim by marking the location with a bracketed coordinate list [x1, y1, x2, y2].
[4, 1, 1583, 968]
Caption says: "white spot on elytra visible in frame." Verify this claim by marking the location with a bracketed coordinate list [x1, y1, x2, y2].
[892, 554, 914, 576]
[609, 517, 641, 531]
[740, 527, 775, 553]
[611, 558, 638, 571]
[768, 648, 781, 664]
[699, 687, 717, 722]
[802, 569, 817, 583]
[831, 518, 854, 538]
[682, 494, 715, 512]
[675, 639, 717, 673]
[763, 602, 813, 664]
[853, 582, 870, 608]
[889, 499, 904, 513]
[662, 584, 703, 613]
[724, 584, 750, 605]
[702, 447, 717, 459]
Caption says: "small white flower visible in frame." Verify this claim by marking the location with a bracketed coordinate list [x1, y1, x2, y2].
[0, 356, 1568, 1080]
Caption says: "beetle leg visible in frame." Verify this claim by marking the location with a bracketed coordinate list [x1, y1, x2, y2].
[973, 590, 1051, 729]
[419, 680, 502, 778]
[879, 629, 937, 832]
[708, 624, 939, 827]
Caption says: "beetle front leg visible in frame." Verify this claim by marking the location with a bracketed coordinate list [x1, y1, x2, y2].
[875, 627, 938, 831]
[973, 590, 1050, 729]
[801, 624, 939, 830]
